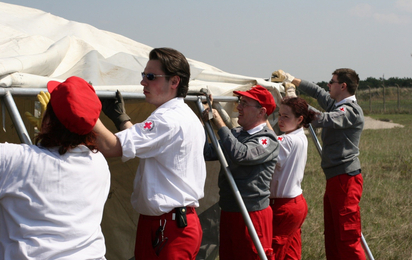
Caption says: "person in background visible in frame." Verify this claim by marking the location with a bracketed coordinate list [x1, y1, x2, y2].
[272, 68, 366, 260]
[94, 47, 207, 260]
[268, 97, 317, 260]
[203, 85, 278, 260]
[0, 76, 110, 259]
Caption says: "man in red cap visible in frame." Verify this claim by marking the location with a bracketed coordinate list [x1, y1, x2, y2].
[0, 76, 110, 259]
[203, 85, 279, 260]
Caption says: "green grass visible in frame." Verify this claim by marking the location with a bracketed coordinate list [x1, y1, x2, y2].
[301, 114, 412, 260]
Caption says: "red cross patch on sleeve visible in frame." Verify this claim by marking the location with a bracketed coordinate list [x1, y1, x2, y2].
[142, 120, 155, 131]
[259, 137, 269, 148]
[339, 107, 346, 112]
[277, 136, 283, 142]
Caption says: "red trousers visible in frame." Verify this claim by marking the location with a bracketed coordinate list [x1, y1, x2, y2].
[324, 174, 366, 260]
[219, 206, 274, 260]
[134, 207, 202, 260]
[270, 194, 308, 260]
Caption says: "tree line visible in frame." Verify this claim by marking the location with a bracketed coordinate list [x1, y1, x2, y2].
[315, 77, 412, 91]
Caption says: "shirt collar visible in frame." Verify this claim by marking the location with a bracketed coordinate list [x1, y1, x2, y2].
[244, 122, 266, 135]
[335, 95, 357, 107]
[158, 97, 184, 109]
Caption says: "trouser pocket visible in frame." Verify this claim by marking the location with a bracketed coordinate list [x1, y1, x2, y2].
[339, 204, 361, 241]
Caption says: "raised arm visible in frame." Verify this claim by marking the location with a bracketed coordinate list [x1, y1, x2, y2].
[93, 119, 123, 157]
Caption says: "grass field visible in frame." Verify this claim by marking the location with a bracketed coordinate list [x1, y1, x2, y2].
[301, 113, 412, 259]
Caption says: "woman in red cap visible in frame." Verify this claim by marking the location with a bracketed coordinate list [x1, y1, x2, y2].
[0, 76, 110, 260]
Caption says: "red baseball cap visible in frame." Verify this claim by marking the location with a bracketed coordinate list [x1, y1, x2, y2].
[233, 85, 276, 115]
[47, 76, 101, 135]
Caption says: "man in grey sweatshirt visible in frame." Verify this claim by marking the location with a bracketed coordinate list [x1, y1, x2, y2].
[272, 68, 366, 260]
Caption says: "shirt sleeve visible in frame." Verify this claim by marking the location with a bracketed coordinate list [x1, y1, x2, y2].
[276, 135, 293, 169]
[311, 104, 361, 129]
[299, 80, 335, 111]
[116, 115, 178, 161]
[218, 126, 279, 166]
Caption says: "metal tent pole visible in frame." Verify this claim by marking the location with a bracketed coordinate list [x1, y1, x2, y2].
[195, 97, 268, 260]
[308, 124, 375, 260]
[2, 91, 32, 145]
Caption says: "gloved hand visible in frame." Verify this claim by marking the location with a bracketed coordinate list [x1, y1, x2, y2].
[284, 82, 297, 98]
[24, 91, 51, 131]
[271, 70, 295, 83]
[100, 90, 131, 130]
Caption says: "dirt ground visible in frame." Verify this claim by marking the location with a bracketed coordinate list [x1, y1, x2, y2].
[363, 116, 404, 130]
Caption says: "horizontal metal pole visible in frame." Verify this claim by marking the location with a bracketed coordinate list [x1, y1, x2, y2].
[0, 88, 239, 103]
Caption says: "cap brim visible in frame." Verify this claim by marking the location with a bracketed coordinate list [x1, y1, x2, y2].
[47, 80, 62, 93]
[233, 90, 259, 102]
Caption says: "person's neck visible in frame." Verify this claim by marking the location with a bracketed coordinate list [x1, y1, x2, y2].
[335, 92, 352, 103]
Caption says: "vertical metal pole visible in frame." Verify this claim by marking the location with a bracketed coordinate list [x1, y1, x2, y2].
[382, 75, 385, 112]
[308, 124, 374, 260]
[396, 84, 400, 111]
[368, 85, 371, 113]
[2, 91, 32, 145]
[195, 97, 268, 260]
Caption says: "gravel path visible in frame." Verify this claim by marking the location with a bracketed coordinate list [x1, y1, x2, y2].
[364, 116, 404, 130]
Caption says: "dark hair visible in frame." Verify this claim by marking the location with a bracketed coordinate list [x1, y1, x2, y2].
[149, 48, 190, 98]
[281, 97, 317, 128]
[35, 103, 98, 155]
[333, 68, 360, 95]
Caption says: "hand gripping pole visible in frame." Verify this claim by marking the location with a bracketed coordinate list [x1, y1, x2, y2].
[308, 124, 374, 260]
[195, 93, 268, 260]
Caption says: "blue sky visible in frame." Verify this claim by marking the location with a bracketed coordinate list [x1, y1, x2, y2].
[3, 0, 412, 82]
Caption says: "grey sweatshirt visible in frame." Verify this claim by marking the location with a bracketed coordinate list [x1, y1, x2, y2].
[204, 125, 279, 212]
[299, 80, 364, 179]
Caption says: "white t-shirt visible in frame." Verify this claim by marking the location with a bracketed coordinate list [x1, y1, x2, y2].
[116, 97, 207, 216]
[0, 143, 110, 260]
[270, 127, 307, 198]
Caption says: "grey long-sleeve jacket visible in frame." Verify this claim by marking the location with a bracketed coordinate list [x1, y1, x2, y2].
[299, 80, 364, 180]
[204, 125, 278, 212]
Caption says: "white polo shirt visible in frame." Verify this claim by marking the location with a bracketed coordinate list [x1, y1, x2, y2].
[116, 97, 207, 216]
[0, 143, 110, 260]
[270, 127, 307, 198]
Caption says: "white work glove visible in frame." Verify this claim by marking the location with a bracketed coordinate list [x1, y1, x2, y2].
[284, 82, 297, 98]
[271, 70, 295, 83]
[24, 91, 51, 131]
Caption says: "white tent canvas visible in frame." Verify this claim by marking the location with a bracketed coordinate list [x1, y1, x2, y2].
[0, 2, 284, 259]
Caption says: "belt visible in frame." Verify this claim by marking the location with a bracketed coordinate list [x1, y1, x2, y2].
[347, 169, 361, 176]
[270, 194, 304, 205]
[139, 207, 196, 221]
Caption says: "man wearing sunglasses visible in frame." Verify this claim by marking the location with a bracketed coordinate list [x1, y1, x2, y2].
[203, 85, 278, 260]
[94, 48, 206, 260]
[272, 68, 366, 260]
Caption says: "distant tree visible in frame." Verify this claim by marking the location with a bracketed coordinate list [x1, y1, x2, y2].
[359, 77, 382, 89]
[313, 77, 412, 90]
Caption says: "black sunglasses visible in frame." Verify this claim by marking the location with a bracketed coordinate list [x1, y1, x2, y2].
[329, 79, 341, 85]
[141, 72, 170, 81]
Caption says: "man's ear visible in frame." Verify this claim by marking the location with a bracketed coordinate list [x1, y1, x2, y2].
[341, 82, 347, 91]
[261, 107, 268, 117]
[170, 75, 180, 89]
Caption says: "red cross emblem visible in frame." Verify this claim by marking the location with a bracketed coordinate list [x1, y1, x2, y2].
[339, 107, 346, 112]
[259, 137, 269, 148]
[277, 136, 283, 141]
[143, 121, 154, 131]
